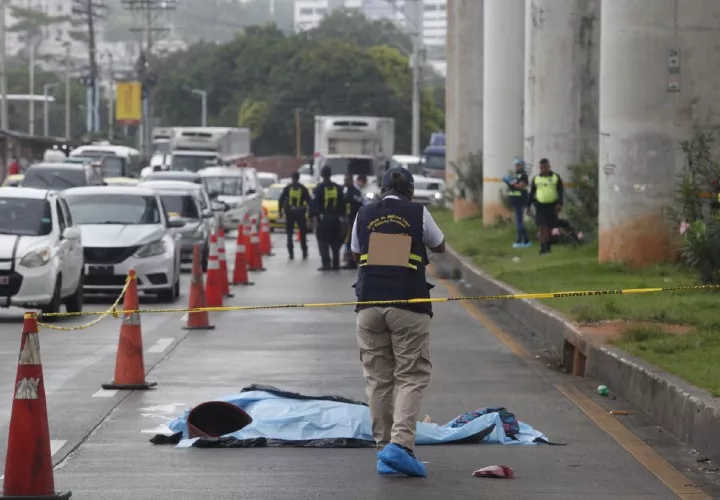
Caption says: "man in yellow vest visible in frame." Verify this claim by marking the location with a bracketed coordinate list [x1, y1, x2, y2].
[527, 158, 564, 254]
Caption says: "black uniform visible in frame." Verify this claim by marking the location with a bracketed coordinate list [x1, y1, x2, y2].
[278, 181, 312, 258]
[342, 184, 364, 269]
[312, 179, 345, 270]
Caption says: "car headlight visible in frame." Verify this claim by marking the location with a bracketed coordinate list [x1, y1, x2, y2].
[433, 192, 442, 200]
[134, 239, 167, 258]
[19, 247, 51, 268]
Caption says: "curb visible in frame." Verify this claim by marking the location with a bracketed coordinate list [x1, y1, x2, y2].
[434, 245, 720, 464]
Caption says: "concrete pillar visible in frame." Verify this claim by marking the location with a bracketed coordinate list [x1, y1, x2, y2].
[444, 0, 458, 202]
[483, 0, 524, 224]
[524, 0, 599, 179]
[599, 1, 720, 266]
[453, 0, 484, 220]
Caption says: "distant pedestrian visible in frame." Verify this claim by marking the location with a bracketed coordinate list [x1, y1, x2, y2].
[503, 158, 530, 248]
[528, 158, 564, 255]
[7, 156, 19, 176]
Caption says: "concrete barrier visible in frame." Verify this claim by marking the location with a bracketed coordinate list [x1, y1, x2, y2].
[433, 245, 720, 464]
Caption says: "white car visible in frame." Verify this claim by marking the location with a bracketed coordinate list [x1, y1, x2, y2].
[62, 186, 185, 302]
[199, 167, 261, 231]
[412, 176, 446, 206]
[0, 187, 84, 313]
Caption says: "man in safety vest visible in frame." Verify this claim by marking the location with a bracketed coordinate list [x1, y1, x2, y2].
[311, 165, 345, 271]
[503, 157, 531, 248]
[342, 172, 364, 270]
[528, 158, 564, 254]
[278, 171, 312, 260]
[350, 166, 446, 478]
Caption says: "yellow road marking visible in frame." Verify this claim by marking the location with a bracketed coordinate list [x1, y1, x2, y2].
[435, 273, 711, 499]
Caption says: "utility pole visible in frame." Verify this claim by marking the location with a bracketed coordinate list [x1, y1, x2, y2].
[64, 42, 71, 140]
[124, 0, 174, 156]
[294, 108, 301, 158]
[29, 36, 35, 135]
[106, 51, 114, 140]
[43, 83, 58, 137]
[0, 0, 7, 179]
[408, 0, 424, 157]
[72, 0, 107, 135]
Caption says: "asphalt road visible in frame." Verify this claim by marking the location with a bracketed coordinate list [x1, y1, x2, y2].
[0, 232, 718, 499]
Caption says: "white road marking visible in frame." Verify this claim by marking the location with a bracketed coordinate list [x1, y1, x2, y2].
[0, 440, 66, 480]
[147, 338, 174, 353]
[43, 345, 117, 397]
[180, 313, 188, 322]
[91, 389, 118, 398]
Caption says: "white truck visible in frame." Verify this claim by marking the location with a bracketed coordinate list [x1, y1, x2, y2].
[311, 115, 395, 186]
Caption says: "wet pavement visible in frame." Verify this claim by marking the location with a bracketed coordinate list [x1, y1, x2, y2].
[0, 233, 717, 499]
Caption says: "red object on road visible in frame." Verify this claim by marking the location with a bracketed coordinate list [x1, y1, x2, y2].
[472, 465, 515, 479]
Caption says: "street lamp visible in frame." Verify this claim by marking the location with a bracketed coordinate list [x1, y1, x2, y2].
[43, 82, 59, 137]
[184, 87, 207, 127]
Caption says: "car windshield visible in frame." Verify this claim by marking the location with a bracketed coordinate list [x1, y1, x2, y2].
[171, 154, 218, 172]
[414, 180, 441, 191]
[22, 167, 86, 189]
[423, 155, 445, 170]
[152, 141, 170, 155]
[75, 149, 116, 158]
[0, 197, 52, 236]
[203, 176, 242, 196]
[263, 186, 284, 200]
[65, 193, 162, 225]
[323, 157, 373, 177]
[259, 176, 276, 188]
[160, 194, 200, 219]
[102, 156, 125, 177]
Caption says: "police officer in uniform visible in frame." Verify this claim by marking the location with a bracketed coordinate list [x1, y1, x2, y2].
[503, 158, 531, 248]
[312, 165, 345, 271]
[350, 166, 446, 478]
[528, 158, 564, 254]
[342, 171, 364, 270]
[278, 171, 311, 260]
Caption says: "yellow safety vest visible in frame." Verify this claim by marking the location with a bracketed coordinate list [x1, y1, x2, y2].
[533, 173, 559, 204]
[288, 187, 303, 207]
[324, 186, 338, 210]
[508, 172, 526, 197]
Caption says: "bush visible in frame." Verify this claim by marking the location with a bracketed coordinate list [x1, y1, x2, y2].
[449, 152, 483, 205]
[667, 130, 720, 283]
[564, 160, 599, 238]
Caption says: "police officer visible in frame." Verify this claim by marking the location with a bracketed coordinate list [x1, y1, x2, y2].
[278, 171, 311, 260]
[342, 171, 364, 270]
[311, 165, 345, 271]
[503, 158, 531, 248]
[528, 158, 564, 254]
[350, 166, 445, 478]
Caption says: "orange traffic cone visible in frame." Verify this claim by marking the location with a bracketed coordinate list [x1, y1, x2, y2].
[232, 222, 254, 286]
[248, 213, 266, 272]
[216, 227, 234, 298]
[1, 313, 71, 499]
[205, 234, 224, 307]
[102, 269, 156, 391]
[183, 243, 215, 331]
[259, 207, 274, 256]
[296, 226, 301, 242]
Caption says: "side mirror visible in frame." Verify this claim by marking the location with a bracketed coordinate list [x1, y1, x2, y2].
[209, 191, 219, 200]
[62, 226, 81, 240]
[167, 217, 186, 228]
[246, 188, 256, 195]
[153, 165, 162, 172]
[202, 209, 213, 218]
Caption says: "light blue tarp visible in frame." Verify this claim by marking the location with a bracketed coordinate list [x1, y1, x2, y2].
[166, 389, 548, 448]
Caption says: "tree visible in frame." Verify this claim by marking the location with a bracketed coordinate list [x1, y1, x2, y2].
[310, 8, 412, 54]
[8, 6, 69, 60]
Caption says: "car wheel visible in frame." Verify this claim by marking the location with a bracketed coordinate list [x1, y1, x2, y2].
[41, 276, 62, 319]
[65, 272, 84, 313]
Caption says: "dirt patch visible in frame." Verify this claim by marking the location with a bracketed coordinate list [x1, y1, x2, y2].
[578, 320, 694, 345]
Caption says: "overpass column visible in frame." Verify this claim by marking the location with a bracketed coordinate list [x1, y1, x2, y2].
[483, 0, 524, 224]
[524, 0, 599, 179]
[453, 0, 484, 220]
[599, 0, 720, 266]
[444, 0, 458, 205]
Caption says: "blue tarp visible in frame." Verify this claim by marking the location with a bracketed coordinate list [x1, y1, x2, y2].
[155, 385, 550, 449]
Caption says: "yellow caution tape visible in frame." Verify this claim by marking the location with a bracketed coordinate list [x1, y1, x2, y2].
[37, 283, 719, 320]
[37, 275, 133, 331]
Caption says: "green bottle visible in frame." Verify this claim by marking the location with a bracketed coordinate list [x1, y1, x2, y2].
[597, 385, 609, 396]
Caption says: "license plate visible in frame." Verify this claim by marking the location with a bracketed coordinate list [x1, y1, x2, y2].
[88, 265, 114, 275]
[0, 276, 8, 285]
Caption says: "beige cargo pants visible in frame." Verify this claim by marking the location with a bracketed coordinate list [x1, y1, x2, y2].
[356, 306, 432, 451]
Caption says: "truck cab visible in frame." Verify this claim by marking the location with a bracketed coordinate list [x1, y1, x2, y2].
[422, 132, 446, 179]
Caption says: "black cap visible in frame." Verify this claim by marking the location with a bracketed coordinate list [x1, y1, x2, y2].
[381, 166, 414, 196]
[539, 158, 550, 165]
[291, 171, 300, 182]
[321, 165, 332, 178]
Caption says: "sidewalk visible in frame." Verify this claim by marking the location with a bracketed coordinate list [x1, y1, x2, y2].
[50, 237, 701, 499]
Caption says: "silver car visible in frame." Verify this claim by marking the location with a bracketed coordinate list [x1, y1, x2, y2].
[139, 180, 213, 270]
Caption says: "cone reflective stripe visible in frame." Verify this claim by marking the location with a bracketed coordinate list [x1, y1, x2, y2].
[232, 222, 254, 286]
[216, 227, 234, 298]
[102, 269, 156, 391]
[1, 313, 71, 500]
[183, 243, 215, 330]
[205, 234, 224, 307]
[243, 215, 257, 271]
[248, 214, 265, 271]
[259, 207, 273, 256]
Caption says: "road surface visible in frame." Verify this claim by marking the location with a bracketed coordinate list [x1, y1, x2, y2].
[0, 233, 717, 499]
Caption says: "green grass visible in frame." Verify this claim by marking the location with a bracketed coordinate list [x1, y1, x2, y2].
[433, 208, 720, 394]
